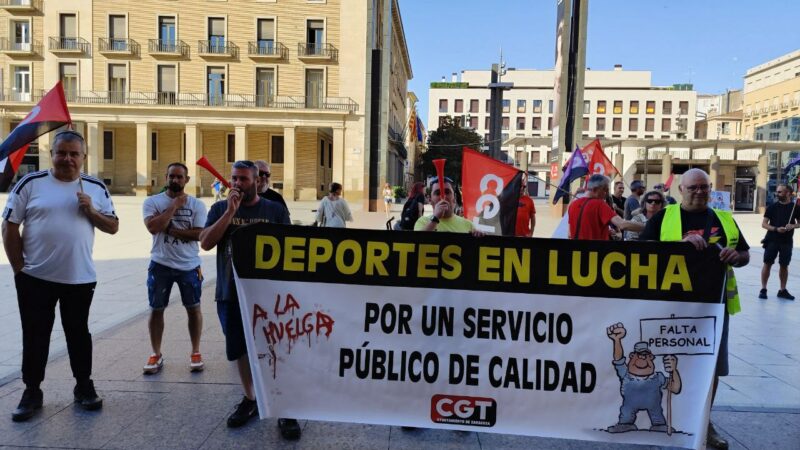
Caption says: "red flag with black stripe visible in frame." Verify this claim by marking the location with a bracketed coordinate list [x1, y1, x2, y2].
[0, 82, 72, 191]
[461, 147, 524, 236]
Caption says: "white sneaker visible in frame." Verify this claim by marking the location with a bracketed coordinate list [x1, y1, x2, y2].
[190, 352, 205, 372]
[143, 354, 163, 374]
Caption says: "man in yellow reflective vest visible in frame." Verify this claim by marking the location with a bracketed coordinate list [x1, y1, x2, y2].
[638, 168, 750, 450]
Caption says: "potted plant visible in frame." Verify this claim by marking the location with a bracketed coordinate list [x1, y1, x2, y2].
[392, 185, 407, 203]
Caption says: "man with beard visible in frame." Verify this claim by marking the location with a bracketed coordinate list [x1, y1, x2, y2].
[199, 161, 300, 439]
[142, 163, 208, 375]
[3, 130, 118, 421]
[759, 183, 799, 300]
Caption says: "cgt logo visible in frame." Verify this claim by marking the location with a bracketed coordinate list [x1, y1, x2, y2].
[430, 394, 497, 427]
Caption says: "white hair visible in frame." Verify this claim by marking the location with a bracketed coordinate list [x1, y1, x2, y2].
[586, 174, 610, 190]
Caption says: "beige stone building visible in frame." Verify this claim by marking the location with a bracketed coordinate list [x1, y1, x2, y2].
[741, 49, 800, 141]
[0, 0, 412, 207]
[695, 110, 742, 140]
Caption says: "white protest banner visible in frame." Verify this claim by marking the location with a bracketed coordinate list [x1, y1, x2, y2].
[640, 316, 717, 356]
[232, 225, 728, 449]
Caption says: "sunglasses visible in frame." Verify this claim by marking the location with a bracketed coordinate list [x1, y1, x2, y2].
[55, 129, 86, 141]
[685, 184, 710, 193]
[259, 171, 271, 178]
[645, 198, 663, 204]
[232, 160, 255, 169]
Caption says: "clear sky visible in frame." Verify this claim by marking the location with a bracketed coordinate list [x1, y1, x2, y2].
[401, 0, 800, 123]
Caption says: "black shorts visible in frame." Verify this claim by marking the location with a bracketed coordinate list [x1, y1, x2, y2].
[716, 310, 729, 377]
[217, 300, 247, 361]
[763, 240, 793, 266]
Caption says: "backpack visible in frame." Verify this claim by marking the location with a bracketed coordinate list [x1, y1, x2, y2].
[398, 196, 422, 230]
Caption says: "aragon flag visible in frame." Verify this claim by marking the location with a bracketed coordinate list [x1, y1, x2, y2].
[0, 81, 72, 191]
[461, 146, 524, 236]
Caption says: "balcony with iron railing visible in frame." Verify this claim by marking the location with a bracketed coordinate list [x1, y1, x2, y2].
[198, 40, 238, 57]
[49, 37, 91, 54]
[0, 0, 41, 10]
[148, 39, 190, 57]
[297, 42, 338, 61]
[247, 41, 288, 59]
[3, 89, 359, 113]
[98, 38, 140, 56]
[0, 38, 41, 55]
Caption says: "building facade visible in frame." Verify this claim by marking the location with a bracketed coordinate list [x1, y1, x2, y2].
[0, 0, 412, 206]
[429, 66, 696, 197]
[742, 49, 800, 141]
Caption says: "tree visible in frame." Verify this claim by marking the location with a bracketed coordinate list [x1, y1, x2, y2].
[419, 116, 482, 186]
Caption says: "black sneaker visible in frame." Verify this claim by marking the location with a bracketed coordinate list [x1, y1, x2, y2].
[73, 380, 103, 411]
[11, 387, 43, 422]
[277, 418, 301, 440]
[758, 289, 768, 299]
[227, 396, 257, 428]
[777, 289, 795, 300]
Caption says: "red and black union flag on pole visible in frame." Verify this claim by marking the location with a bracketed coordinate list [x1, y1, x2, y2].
[0, 81, 72, 191]
[461, 147, 524, 236]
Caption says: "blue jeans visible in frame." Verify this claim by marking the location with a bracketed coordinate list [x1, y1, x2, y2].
[147, 261, 202, 310]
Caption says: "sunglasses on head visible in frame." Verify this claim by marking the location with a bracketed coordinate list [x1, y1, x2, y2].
[232, 160, 255, 169]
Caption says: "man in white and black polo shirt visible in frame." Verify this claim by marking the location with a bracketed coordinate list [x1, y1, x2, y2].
[2, 130, 118, 422]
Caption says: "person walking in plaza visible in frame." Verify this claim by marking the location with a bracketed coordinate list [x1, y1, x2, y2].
[759, 183, 799, 300]
[315, 182, 352, 228]
[624, 179, 645, 220]
[515, 182, 536, 237]
[624, 190, 665, 241]
[568, 175, 643, 240]
[396, 181, 425, 230]
[199, 160, 300, 439]
[382, 182, 394, 218]
[2, 130, 118, 421]
[638, 168, 750, 450]
[254, 160, 289, 216]
[141, 163, 208, 375]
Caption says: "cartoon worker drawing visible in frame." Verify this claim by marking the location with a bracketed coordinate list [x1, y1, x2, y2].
[606, 322, 681, 433]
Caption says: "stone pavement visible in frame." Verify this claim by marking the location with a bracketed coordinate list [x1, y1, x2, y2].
[0, 195, 798, 449]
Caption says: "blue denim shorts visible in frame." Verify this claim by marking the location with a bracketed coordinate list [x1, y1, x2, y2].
[217, 300, 247, 361]
[147, 261, 203, 310]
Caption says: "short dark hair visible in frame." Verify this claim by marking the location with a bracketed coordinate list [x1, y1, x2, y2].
[777, 183, 794, 193]
[52, 129, 86, 154]
[232, 160, 258, 176]
[330, 182, 342, 193]
[166, 162, 188, 175]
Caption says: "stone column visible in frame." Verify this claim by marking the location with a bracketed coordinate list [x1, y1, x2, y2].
[332, 126, 345, 184]
[283, 126, 296, 201]
[234, 125, 247, 161]
[614, 152, 624, 181]
[661, 153, 672, 184]
[756, 154, 768, 214]
[709, 154, 721, 190]
[185, 124, 201, 196]
[86, 122, 104, 177]
[38, 132, 52, 171]
[135, 122, 152, 196]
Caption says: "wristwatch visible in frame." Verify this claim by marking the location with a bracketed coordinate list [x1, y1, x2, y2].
[430, 215, 440, 223]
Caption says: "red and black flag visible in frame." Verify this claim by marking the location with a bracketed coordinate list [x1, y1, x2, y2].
[461, 147, 524, 236]
[0, 82, 72, 191]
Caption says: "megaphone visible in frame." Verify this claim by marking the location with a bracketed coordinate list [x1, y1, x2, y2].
[433, 158, 446, 193]
[196, 156, 231, 189]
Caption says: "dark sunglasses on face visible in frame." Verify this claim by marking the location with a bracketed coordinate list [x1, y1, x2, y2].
[259, 171, 270, 178]
[645, 198, 663, 204]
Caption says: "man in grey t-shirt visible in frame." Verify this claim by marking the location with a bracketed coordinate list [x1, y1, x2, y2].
[624, 180, 645, 220]
[142, 163, 207, 375]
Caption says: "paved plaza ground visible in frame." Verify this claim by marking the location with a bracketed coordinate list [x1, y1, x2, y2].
[0, 194, 797, 449]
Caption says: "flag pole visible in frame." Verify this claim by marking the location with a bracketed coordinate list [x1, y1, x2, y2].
[528, 173, 574, 199]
